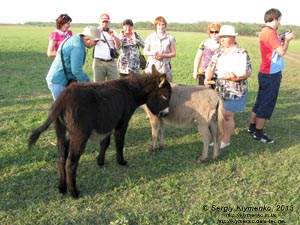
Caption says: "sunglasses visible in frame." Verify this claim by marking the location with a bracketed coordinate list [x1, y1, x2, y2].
[210, 31, 219, 34]
[62, 14, 70, 20]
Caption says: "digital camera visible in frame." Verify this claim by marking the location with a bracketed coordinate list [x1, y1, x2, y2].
[279, 30, 291, 41]
[103, 27, 109, 32]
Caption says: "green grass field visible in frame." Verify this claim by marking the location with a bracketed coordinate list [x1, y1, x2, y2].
[0, 25, 300, 225]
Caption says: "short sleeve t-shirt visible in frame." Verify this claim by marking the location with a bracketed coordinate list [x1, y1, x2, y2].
[259, 26, 283, 74]
[198, 38, 220, 74]
[50, 30, 73, 51]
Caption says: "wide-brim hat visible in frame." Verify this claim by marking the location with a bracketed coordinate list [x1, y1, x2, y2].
[79, 26, 100, 41]
[217, 25, 238, 37]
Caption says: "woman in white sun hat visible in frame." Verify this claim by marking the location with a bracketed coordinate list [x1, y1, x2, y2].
[46, 26, 100, 100]
[205, 25, 252, 149]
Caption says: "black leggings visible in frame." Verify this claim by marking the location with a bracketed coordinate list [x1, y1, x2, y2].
[198, 74, 205, 85]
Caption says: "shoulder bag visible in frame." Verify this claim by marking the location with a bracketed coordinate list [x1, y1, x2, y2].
[102, 32, 119, 59]
[134, 32, 146, 70]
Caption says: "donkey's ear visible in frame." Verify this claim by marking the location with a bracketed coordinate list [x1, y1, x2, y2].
[151, 64, 159, 75]
[158, 74, 167, 88]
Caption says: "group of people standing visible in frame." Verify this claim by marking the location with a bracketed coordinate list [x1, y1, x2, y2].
[45, 8, 294, 148]
[194, 8, 295, 148]
[45, 14, 176, 99]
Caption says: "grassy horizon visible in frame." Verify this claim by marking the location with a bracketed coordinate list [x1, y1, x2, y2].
[0, 25, 300, 225]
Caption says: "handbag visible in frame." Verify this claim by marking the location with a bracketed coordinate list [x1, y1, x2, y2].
[109, 48, 119, 58]
[138, 49, 146, 70]
[103, 32, 119, 59]
[134, 32, 146, 70]
[60, 37, 78, 86]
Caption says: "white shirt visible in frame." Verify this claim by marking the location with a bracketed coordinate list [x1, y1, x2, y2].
[93, 30, 117, 60]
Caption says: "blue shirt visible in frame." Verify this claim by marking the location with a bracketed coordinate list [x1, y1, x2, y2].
[46, 34, 91, 86]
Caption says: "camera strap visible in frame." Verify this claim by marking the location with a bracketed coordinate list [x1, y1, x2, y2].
[134, 32, 145, 58]
[102, 32, 116, 50]
[134, 32, 142, 50]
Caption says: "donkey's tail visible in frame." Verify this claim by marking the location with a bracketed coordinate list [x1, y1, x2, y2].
[28, 97, 65, 149]
[28, 116, 54, 149]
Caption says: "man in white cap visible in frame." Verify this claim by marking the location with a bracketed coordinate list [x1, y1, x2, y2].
[92, 13, 121, 82]
[46, 26, 100, 100]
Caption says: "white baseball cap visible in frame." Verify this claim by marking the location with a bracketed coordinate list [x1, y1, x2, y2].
[79, 26, 100, 41]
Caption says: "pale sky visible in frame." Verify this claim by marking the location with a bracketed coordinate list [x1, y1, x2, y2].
[1, 0, 298, 26]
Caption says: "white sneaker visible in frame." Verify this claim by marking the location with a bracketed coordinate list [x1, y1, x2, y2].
[220, 141, 230, 149]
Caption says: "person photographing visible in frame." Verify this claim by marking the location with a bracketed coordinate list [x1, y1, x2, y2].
[248, 8, 295, 143]
[92, 13, 121, 82]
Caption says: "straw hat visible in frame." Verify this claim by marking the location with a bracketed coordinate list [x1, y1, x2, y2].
[217, 25, 238, 37]
[79, 26, 100, 41]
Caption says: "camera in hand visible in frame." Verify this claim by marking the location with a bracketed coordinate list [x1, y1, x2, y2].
[279, 30, 291, 42]
[103, 27, 109, 32]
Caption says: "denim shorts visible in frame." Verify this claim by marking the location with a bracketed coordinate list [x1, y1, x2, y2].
[224, 90, 248, 112]
[252, 72, 282, 119]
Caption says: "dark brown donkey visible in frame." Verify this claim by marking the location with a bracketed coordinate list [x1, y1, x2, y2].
[28, 65, 171, 198]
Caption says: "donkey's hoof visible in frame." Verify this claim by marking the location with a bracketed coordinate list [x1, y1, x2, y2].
[213, 156, 219, 161]
[118, 159, 128, 166]
[70, 189, 80, 198]
[196, 158, 208, 164]
[148, 146, 158, 152]
[158, 145, 164, 150]
[97, 157, 105, 166]
[58, 186, 67, 194]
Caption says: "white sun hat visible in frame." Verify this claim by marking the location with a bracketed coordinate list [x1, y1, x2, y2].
[217, 25, 238, 37]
